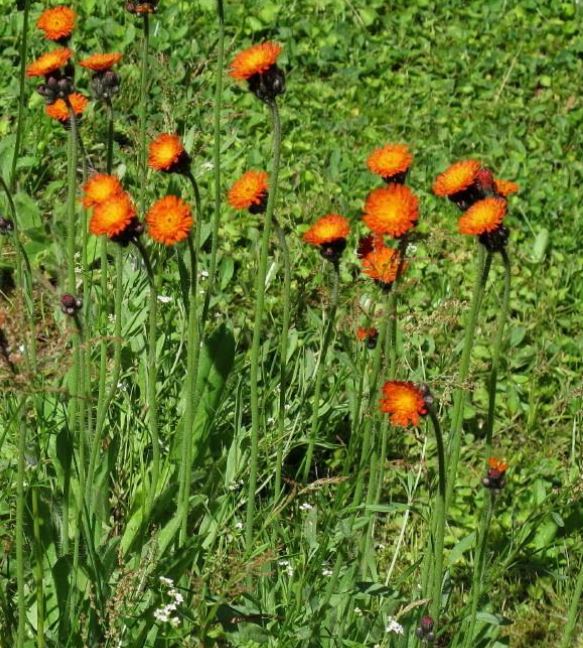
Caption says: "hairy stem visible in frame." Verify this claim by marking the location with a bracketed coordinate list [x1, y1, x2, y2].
[139, 13, 150, 214]
[10, 0, 30, 192]
[560, 558, 583, 648]
[245, 100, 282, 551]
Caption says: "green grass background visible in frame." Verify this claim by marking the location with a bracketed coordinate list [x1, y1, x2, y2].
[0, 0, 582, 646]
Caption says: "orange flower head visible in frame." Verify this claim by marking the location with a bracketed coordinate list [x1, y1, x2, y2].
[90, 192, 136, 238]
[37, 7, 76, 41]
[79, 52, 123, 72]
[494, 178, 519, 197]
[45, 93, 89, 122]
[458, 197, 507, 236]
[367, 143, 413, 181]
[361, 244, 403, 286]
[26, 48, 72, 77]
[146, 196, 194, 246]
[228, 171, 269, 211]
[357, 326, 379, 348]
[82, 174, 123, 209]
[229, 42, 282, 81]
[148, 134, 189, 173]
[487, 458, 509, 473]
[380, 381, 428, 427]
[362, 184, 419, 238]
[432, 160, 481, 197]
[303, 214, 350, 246]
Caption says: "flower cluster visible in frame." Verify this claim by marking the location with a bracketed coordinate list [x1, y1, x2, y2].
[433, 159, 519, 252]
[85, 174, 142, 246]
[153, 576, 183, 627]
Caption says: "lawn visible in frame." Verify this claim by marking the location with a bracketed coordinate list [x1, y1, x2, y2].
[0, 0, 582, 646]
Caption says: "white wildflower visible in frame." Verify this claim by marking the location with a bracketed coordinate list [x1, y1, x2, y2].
[299, 502, 313, 511]
[159, 576, 174, 587]
[386, 617, 404, 635]
[157, 295, 172, 304]
[321, 568, 333, 577]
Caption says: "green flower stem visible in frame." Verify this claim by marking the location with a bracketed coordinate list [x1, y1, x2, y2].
[202, 0, 225, 325]
[86, 245, 124, 504]
[15, 398, 26, 648]
[10, 0, 30, 192]
[463, 492, 494, 647]
[139, 14, 150, 214]
[134, 239, 159, 509]
[485, 249, 511, 455]
[428, 408, 447, 624]
[245, 99, 282, 551]
[560, 558, 583, 648]
[106, 99, 114, 174]
[178, 171, 203, 546]
[273, 219, 291, 500]
[445, 245, 492, 507]
[302, 260, 340, 483]
[31, 483, 45, 648]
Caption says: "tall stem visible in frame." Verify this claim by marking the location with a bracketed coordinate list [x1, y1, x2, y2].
[445, 245, 492, 508]
[560, 558, 583, 648]
[202, 0, 225, 325]
[484, 249, 511, 455]
[179, 173, 202, 545]
[245, 100, 282, 551]
[139, 13, 150, 214]
[10, 0, 30, 192]
[302, 261, 340, 483]
[31, 484, 45, 648]
[15, 398, 26, 648]
[428, 408, 447, 624]
[464, 493, 494, 647]
[273, 220, 292, 499]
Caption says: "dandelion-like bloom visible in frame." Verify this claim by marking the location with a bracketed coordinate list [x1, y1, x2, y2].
[45, 93, 89, 122]
[26, 47, 72, 77]
[126, 0, 159, 13]
[356, 326, 378, 349]
[432, 160, 481, 197]
[82, 174, 123, 208]
[483, 457, 509, 491]
[148, 134, 190, 174]
[303, 214, 350, 246]
[494, 178, 519, 197]
[458, 197, 507, 236]
[79, 53, 123, 72]
[90, 192, 136, 238]
[146, 196, 193, 246]
[303, 214, 350, 262]
[227, 171, 269, 212]
[230, 42, 282, 80]
[380, 381, 429, 427]
[360, 245, 403, 286]
[230, 42, 285, 103]
[367, 144, 413, 183]
[37, 7, 76, 42]
[362, 184, 419, 238]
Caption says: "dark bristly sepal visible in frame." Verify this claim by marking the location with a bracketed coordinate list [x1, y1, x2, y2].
[248, 64, 286, 104]
[319, 238, 346, 263]
[479, 224, 509, 253]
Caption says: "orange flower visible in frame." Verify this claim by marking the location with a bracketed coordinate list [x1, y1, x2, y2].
[45, 93, 89, 122]
[458, 197, 507, 236]
[146, 196, 193, 246]
[356, 326, 378, 344]
[367, 143, 413, 180]
[303, 214, 350, 246]
[362, 185, 419, 238]
[487, 457, 508, 473]
[26, 48, 72, 77]
[148, 134, 188, 173]
[361, 245, 403, 285]
[82, 174, 123, 208]
[229, 42, 282, 80]
[37, 6, 76, 41]
[494, 178, 519, 197]
[79, 53, 123, 72]
[227, 171, 269, 211]
[380, 381, 428, 427]
[90, 193, 136, 238]
[432, 160, 481, 197]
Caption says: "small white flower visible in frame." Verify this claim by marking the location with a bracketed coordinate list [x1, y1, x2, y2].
[154, 608, 170, 623]
[157, 295, 172, 304]
[199, 269, 209, 279]
[159, 576, 174, 587]
[354, 606, 363, 616]
[385, 617, 404, 635]
[321, 568, 333, 577]
[170, 616, 181, 628]
[234, 521, 244, 531]
[299, 502, 313, 511]
[406, 243, 418, 255]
